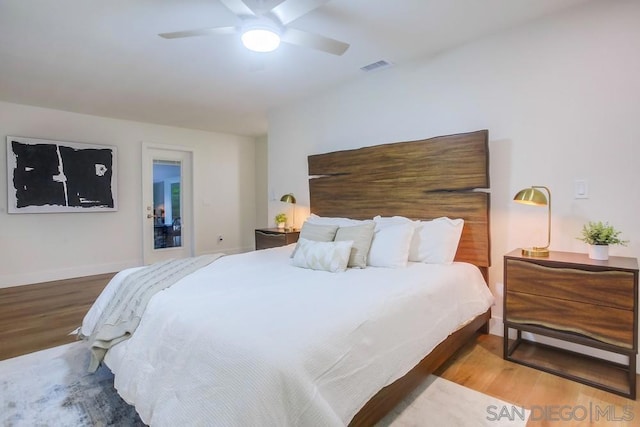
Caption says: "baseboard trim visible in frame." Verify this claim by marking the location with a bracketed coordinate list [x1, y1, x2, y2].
[488, 316, 504, 337]
[0, 248, 254, 289]
[0, 260, 142, 289]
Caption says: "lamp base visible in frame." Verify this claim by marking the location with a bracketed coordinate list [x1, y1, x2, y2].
[521, 247, 549, 257]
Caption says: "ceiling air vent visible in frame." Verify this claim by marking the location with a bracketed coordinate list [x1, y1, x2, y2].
[360, 60, 393, 72]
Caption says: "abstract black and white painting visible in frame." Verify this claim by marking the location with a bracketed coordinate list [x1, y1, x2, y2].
[6, 136, 117, 213]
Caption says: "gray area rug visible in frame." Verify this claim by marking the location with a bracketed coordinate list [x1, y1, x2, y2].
[1, 342, 144, 426]
[1, 342, 528, 426]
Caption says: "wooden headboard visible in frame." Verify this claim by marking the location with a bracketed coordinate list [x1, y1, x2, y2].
[308, 129, 490, 273]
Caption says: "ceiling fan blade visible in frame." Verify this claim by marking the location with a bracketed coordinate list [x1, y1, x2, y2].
[271, 0, 330, 25]
[159, 27, 237, 39]
[281, 28, 349, 56]
[219, 0, 256, 17]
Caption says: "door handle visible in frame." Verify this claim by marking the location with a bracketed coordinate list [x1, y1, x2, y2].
[146, 206, 159, 219]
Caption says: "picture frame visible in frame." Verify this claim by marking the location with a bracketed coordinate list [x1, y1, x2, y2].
[6, 136, 118, 213]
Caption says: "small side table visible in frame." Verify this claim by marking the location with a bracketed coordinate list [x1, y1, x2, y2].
[255, 228, 300, 250]
[503, 249, 638, 398]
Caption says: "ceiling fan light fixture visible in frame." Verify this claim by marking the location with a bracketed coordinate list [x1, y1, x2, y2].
[241, 28, 281, 53]
[160, 0, 349, 56]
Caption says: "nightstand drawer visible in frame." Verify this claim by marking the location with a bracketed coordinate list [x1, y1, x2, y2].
[256, 231, 286, 249]
[255, 229, 299, 250]
[506, 291, 634, 348]
[506, 259, 635, 310]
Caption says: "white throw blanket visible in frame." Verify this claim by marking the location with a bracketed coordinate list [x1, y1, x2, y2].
[84, 254, 223, 371]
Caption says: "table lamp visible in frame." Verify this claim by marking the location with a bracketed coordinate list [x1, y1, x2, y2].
[280, 193, 296, 230]
[513, 186, 551, 257]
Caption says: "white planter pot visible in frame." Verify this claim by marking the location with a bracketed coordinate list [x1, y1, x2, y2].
[277, 222, 285, 229]
[588, 244, 609, 261]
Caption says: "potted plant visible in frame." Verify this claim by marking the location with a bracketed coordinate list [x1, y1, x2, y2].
[275, 213, 287, 229]
[577, 221, 628, 260]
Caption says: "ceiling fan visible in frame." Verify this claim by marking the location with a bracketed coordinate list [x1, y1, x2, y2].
[159, 0, 350, 56]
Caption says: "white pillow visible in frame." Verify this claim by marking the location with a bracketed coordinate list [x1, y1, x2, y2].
[307, 213, 364, 227]
[410, 217, 464, 264]
[367, 222, 415, 268]
[372, 215, 416, 231]
[292, 238, 353, 273]
[373, 215, 465, 264]
[334, 222, 375, 268]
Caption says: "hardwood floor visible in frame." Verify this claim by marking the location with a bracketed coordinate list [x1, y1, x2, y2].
[1, 273, 638, 426]
[0, 273, 113, 360]
[435, 334, 639, 427]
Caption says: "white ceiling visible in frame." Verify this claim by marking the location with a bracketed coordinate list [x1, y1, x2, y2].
[0, 0, 591, 137]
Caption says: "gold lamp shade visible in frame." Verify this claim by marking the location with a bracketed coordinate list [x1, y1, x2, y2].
[513, 186, 551, 257]
[280, 193, 296, 230]
[280, 193, 296, 204]
[513, 188, 547, 206]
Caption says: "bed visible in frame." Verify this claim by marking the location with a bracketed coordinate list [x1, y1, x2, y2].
[81, 129, 493, 426]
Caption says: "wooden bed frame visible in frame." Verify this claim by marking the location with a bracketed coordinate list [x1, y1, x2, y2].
[307, 129, 491, 426]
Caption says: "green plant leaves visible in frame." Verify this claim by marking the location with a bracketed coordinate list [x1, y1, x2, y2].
[578, 221, 628, 246]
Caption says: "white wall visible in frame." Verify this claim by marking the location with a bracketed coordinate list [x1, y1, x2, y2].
[0, 101, 257, 287]
[268, 1, 640, 338]
[255, 135, 269, 230]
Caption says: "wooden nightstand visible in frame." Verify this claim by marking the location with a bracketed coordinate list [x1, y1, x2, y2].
[255, 228, 300, 250]
[503, 249, 639, 398]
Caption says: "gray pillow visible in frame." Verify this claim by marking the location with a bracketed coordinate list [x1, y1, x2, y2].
[334, 221, 375, 268]
[291, 222, 339, 258]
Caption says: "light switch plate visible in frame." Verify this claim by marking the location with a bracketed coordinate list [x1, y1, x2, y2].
[574, 179, 588, 199]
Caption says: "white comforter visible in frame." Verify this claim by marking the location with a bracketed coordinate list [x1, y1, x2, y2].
[83, 245, 493, 426]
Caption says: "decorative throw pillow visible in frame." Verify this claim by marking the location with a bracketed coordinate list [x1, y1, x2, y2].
[290, 222, 339, 258]
[292, 238, 353, 273]
[367, 222, 415, 268]
[334, 221, 376, 268]
[410, 217, 464, 264]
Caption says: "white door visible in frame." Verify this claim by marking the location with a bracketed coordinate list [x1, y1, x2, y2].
[142, 144, 194, 264]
